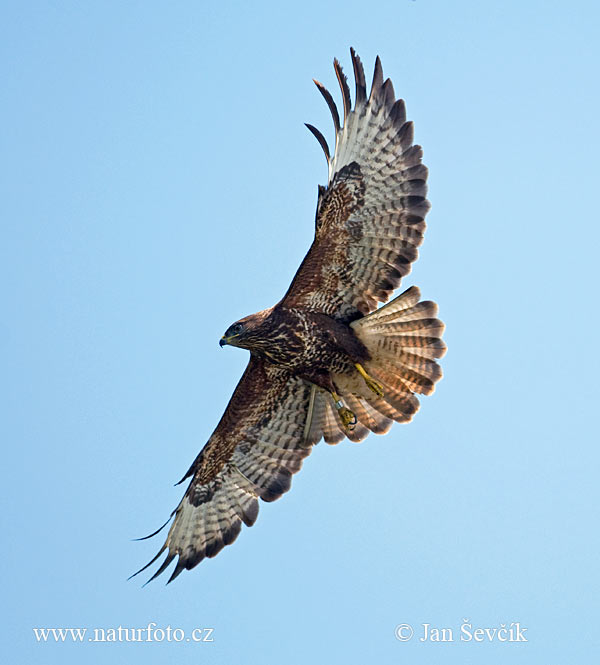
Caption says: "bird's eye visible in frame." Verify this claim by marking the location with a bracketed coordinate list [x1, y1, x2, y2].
[230, 323, 243, 335]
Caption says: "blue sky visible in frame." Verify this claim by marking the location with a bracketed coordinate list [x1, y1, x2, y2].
[2, 1, 599, 663]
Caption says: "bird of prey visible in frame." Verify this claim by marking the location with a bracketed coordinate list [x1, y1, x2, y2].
[134, 49, 446, 584]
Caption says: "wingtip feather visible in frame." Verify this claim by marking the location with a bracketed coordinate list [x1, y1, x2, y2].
[128, 543, 168, 582]
[313, 78, 341, 134]
[333, 58, 351, 124]
[370, 56, 383, 102]
[305, 123, 330, 162]
[350, 47, 367, 106]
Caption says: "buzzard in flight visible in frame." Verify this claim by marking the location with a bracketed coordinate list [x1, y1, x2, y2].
[134, 49, 446, 583]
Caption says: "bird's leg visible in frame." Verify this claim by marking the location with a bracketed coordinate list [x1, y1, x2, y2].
[355, 363, 384, 398]
[331, 391, 356, 430]
[302, 371, 357, 431]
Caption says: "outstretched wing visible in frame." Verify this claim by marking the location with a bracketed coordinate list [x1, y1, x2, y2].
[134, 356, 321, 584]
[282, 49, 429, 323]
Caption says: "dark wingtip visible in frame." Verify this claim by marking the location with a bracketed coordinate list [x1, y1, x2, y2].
[142, 551, 177, 587]
[333, 58, 351, 123]
[128, 543, 168, 582]
[313, 78, 341, 134]
[390, 98, 406, 126]
[370, 56, 383, 102]
[166, 557, 188, 585]
[382, 78, 395, 107]
[350, 47, 367, 105]
[132, 512, 174, 541]
[398, 120, 414, 149]
[305, 123, 330, 162]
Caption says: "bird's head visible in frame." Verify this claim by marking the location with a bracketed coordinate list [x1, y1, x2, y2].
[219, 308, 273, 351]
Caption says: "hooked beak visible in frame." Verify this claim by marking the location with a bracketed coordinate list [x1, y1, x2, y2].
[220, 332, 243, 348]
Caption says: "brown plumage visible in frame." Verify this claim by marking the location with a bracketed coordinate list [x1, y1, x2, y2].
[133, 49, 446, 584]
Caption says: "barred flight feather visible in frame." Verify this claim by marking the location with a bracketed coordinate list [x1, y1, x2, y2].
[283, 49, 431, 322]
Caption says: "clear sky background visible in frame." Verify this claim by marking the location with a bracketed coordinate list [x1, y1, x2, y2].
[2, 1, 599, 663]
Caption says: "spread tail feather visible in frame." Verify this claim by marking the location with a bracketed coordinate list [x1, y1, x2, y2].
[327, 286, 445, 441]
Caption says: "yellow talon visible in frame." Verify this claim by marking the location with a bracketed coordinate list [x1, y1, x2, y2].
[338, 407, 357, 430]
[332, 391, 357, 430]
[355, 363, 384, 398]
